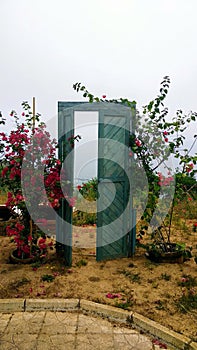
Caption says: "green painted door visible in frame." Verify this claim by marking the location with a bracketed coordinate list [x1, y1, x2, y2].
[57, 102, 135, 265]
[57, 102, 76, 266]
[96, 105, 132, 261]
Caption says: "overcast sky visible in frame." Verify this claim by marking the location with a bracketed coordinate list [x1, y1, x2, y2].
[0, 0, 196, 149]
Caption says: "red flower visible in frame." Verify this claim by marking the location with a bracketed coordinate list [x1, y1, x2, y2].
[102, 95, 106, 99]
[163, 131, 168, 136]
[2, 167, 9, 177]
[186, 163, 194, 173]
[164, 138, 168, 142]
[38, 238, 46, 244]
[135, 139, 141, 147]
[77, 185, 82, 190]
[106, 292, 121, 299]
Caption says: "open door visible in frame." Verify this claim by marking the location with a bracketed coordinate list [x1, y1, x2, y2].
[96, 105, 132, 261]
[57, 102, 135, 265]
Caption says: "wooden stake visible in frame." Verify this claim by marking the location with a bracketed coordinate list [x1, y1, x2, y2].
[32, 97, 35, 131]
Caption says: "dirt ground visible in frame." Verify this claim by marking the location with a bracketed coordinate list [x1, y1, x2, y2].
[0, 223, 197, 341]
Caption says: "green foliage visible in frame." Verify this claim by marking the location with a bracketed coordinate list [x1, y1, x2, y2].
[160, 273, 171, 281]
[41, 274, 55, 282]
[72, 210, 96, 226]
[177, 290, 197, 313]
[73, 178, 97, 226]
[115, 298, 134, 309]
[120, 269, 141, 283]
[75, 259, 87, 267]
[73, 77, 197, 248]
[178, 275, 197, 288]
[78, 178, 98, 201]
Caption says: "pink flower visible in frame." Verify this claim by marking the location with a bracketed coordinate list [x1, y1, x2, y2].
[21, 112, 25, 116]
[106, 292, 121, 299]
[2, 167, 9, 177]
[181, 277, 188, 283]
[186, 163, 194, 173]
[163, 131, 168, 136]
[135, 139, 141, 147]
[68, 197, 76, 207]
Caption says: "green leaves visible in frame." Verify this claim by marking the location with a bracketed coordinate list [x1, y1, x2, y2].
[73, 77, 197, 246]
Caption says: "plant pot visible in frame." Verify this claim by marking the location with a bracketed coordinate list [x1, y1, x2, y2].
[10, 248, 43, 264]
[145, 243, 189, 263]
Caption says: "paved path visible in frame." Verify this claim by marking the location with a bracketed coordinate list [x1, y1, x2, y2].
[0, 310, 156, 350]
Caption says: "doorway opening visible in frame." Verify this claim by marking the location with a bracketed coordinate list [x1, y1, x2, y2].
[72, 111, 98, 257]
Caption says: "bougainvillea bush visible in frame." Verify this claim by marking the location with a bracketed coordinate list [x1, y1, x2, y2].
[0, 102, 65, 258]
[73, 77, 197, 247]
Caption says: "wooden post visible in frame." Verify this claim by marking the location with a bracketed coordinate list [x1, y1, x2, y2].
[30, 96, 36, 242]
[32, 97, 36, 131]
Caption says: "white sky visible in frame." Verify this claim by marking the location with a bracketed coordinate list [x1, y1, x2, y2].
[0, 0, 196, 146]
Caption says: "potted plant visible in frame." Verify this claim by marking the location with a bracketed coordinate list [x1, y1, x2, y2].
[0, 102, 66, 262]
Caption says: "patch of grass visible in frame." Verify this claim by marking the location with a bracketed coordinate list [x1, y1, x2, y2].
[144, 261, 158, 270]
[9, 277, 31, 288]
[31, 261, 42, 268]
[115, 298, 134, 310]
[178, 275, 197, 288]
[160, 273, 171, 281]
[41, 274, 55, 282]
[120, 269, 141, 283]
[176, 290, 197, 313]
[155, 299, 165, 310]
[76, 259, 87, 267]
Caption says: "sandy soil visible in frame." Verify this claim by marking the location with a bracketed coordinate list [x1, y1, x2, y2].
[0, 223, 197, 341]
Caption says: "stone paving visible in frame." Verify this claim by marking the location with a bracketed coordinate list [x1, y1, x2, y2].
[0, 310, 155, 350]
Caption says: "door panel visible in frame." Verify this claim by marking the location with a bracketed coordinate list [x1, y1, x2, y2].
[96, 107, 132, 261]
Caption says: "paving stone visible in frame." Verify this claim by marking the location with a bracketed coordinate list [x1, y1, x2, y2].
[0, 333, 37, 350]
[77, 313, 113, 334]
[5, 311, 45, 334]
[0, 313, 12, 333]
[37, 333, 76, 350]
[41, 311, 77, 334]
[76, 333, 114, 350]
[113, 332, 153, 350]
